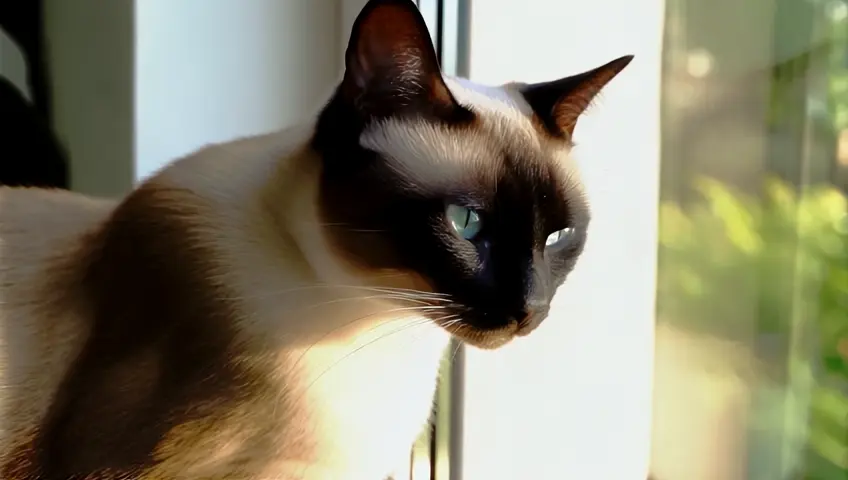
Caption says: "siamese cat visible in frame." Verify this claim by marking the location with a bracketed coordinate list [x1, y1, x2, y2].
[0, 0, 632, 478]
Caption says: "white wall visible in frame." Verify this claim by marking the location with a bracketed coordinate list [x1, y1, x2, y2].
[340, 0, 368, 60]
[45, 0, 136, 197]
[460, 1, 664, 479]
[44, 0, 342, 196]
[135, 0, 340, 181]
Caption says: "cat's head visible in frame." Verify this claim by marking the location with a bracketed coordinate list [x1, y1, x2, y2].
[311, 0, 631, 349]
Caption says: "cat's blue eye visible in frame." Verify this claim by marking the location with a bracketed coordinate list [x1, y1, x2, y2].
[446, 204, 482, 240]
[545, 227, 574, 248]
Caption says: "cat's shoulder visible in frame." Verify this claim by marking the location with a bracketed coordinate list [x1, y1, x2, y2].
[152, 125, 315, 195]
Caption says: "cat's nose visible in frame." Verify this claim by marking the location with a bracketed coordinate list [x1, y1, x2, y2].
[515, 303, 550, 336]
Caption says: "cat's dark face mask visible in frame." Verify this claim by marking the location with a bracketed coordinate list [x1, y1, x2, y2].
[311, 0, 632, 349]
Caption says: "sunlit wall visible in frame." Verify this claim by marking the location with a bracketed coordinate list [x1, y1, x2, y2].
[459, 1, 665, 478]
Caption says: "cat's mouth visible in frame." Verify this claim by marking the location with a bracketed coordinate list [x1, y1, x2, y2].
[433, 313, 522, 350]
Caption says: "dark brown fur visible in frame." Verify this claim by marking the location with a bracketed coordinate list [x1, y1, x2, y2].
[2, 185, 283, 479]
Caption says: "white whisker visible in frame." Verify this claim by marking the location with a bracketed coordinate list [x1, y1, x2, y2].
[281, 305, 451, 390]
[223, 283, 452, 303]
[298, 317, 434, 397]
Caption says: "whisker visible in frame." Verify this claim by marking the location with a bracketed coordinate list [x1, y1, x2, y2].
[449, 338, 464, 363]
[296, 311, 467, 407]
[223, 284, 451, 302]
[233, 292, 450, 332]
[299, 317, 434, 395]
[282, 305, 451, 386]
[296, 294, 435, 311]
[361, 285, 450, 297]
[435, 315, 462, 328]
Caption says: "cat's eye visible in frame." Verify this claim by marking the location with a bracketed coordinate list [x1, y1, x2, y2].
[545, 227, 574, 248]
[446, 204, 482, 240]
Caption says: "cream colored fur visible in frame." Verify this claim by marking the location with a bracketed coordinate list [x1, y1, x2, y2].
[0, 189, 112, 456]
[0, 76, 566, 479]
[147, 127, 452, 479]
[363, 78, 584, 196]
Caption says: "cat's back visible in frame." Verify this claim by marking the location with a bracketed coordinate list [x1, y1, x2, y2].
[0, 187, 115, 451]
[0, 187, 115, 267]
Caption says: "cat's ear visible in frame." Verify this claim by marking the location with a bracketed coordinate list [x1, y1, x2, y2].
[520, 55, 634, 140]
[341, 0, 458, 119]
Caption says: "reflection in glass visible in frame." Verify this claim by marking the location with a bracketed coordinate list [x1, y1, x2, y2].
[651, 0, 848, 479]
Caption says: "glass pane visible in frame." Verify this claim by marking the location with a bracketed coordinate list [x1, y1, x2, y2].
[651, 0, 848, 478]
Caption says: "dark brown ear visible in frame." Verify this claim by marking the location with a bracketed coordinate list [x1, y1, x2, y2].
[341, 0, 458, 119]
[520, 55, 634, 140]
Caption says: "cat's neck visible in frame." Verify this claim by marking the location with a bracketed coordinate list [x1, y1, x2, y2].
[153, 125, 355, 285]
[131, 125, 428, 347]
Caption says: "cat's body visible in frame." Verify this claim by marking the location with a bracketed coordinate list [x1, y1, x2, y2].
[0, 1, 631, 478]
[0, 129, 449, 479]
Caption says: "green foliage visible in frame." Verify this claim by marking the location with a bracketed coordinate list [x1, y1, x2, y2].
[657, 177, 848, 475]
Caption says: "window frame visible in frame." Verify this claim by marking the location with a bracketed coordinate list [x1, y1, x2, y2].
[338, 1, 469, 478]
[413, 2, 469, 480]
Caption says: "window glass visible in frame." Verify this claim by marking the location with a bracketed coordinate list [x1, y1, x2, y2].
[652, 0, 848, 478]
[447, 0, 848, 479]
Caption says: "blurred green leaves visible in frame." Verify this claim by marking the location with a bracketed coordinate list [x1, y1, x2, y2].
[657, 177, 847, 476]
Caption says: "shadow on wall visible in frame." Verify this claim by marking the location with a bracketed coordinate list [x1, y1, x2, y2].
[1, 5, 69, 189]
[0, 76, 68, 188]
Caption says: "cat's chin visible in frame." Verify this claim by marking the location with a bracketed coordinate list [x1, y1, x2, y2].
[437, 320, 519, 350]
